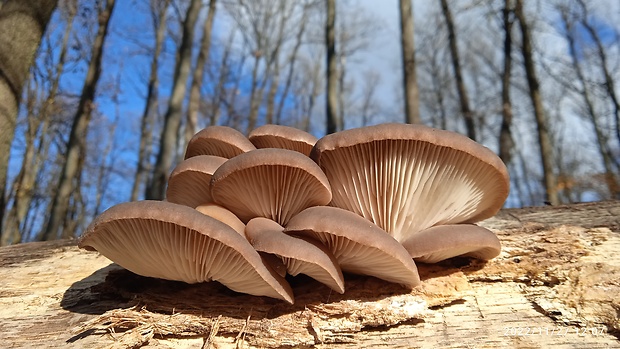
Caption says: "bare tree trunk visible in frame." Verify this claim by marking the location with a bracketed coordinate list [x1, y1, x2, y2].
[326, 0, 339, 134]
[265, 61, 280, 125]
[560, 6, 619, 199]
[131, 0, 171, 202]
[439, 0, 476, 141]
[184, 0, 217, 145]
[514, 0, 559, 205]
[145, 0, 201, 200]
[398, 0, 421, 124]
[499, 0, 515, 165]
[41, 0, 115, 241]
[0, 0, 57, 241]
[210, 29, 237, 127]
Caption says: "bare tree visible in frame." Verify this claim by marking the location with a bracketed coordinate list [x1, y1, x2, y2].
[499, 0, 515, 165]
[398, 0, 421, 124]
[325, 0, 339, 134]
[0, 0, 57, 240]
[514, 0, 559, 205]
[439, 0, 476, 140]
[42, 0, 116, 240]
[146, 0, 201, 200]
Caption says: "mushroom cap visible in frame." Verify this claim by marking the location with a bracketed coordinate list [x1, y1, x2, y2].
[166, 155, 227, 207]
[78, 201, 293, 303]
[310, 123, 510, 243]
[284, 206, 421, 288]
[401, 224, 501, 263]
[195, 203, 246, 237]
[248, 124, 318, 156]
[185, 126, 256, 159]
[210, 148, 332, 225]
[246, 217, 345, 294]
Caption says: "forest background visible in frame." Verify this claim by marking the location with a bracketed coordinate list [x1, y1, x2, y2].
[0, 0, 619, 245]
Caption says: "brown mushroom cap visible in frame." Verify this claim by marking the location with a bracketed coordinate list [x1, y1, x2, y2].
[195, 203, 246, 237]
[78, 201, 293, 303]
[185, 126, 256, 159]
[310, 123, 510, 243]
[284, 206, 421, 288]
[210, 148, 332, 225]
[246, 217, 345, 294]
[166, 155, 227, 207]
[400, 224, 501, 263]
[248, 124, 318, 156]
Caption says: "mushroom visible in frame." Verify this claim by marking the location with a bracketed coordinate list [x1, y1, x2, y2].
[246, 217, 345, 294]
[166, 155, 227, 208]
[195, 203, 246, 237]
[248, 124, 318, 156]
[400, 224, 501, 263]
[210, 148, 332, 225]
[310, 123, 509, 243]
[284, 206, 421, 288]
[185, 126, 256, 159]
[79, 201, 293, 303]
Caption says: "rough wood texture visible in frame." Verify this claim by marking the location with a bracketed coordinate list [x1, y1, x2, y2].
[1, 201, 619, 348]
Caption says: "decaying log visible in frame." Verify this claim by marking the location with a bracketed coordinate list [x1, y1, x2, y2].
[0, 201, 619, 348]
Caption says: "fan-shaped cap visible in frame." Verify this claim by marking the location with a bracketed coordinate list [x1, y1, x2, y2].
[78, 201, 293, 303]
[401, 224, 501, 263]
[248, 124, 318, 156]
[166, 155, 227, 207]
[195, 203, 246, 237]
[210, 148, 332, 225]
[185, 126, 256, 159]
[310, 123, 509, 243]
[284, 206, 420, 288]
[246, 217, 345, 294]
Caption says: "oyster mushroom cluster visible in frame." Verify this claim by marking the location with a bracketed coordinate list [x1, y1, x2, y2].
[79, 123, 510, 304]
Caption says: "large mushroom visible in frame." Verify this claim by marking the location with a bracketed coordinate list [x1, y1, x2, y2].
[166, 155, 227, 208]
[185, 126, 256, 159]
[79, 201, 293, 303]
[248, 124, 318, 156]
[246, 217, 345, 293]
[210, 148, 332, 225]
[310, 123, 509, 259]
[284, 206, 421, 288]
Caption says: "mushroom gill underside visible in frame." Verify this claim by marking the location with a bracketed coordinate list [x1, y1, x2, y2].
[80, 124, 509, 303]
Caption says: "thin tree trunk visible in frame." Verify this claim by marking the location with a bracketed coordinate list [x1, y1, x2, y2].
[514, 0, 559, 205]
[246, 53, 262, 133]
[338, 55, 346, 131]
[326, 0, 339, 134]
[499, 0, 515, 165]
[399, 0, 421, 124]
[265, 61, 280, 125]
[0, 0, 57, 240]
[145, 0, 201, 200]
[41, 0, 115, 241]
[560, 7, 619, 199]
[184, 0, 217, 145]
[439, 0, 476, 141]
[210, 29, 237, 127]
[131, 0, 171, 202]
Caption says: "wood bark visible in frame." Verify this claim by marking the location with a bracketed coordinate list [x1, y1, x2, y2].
[325, 0, 339, 134]
[145, 0, 201, 200]
[42, 0, 115, 241]
[514, 0, 559, 206]
[131, 0, 171, 202]
[398, 0, 421, 124]
[499, 0, 515, 166]
[1, 201, 619, 348]
[439, 0, 476, 141]
[0, 0, 57, 242]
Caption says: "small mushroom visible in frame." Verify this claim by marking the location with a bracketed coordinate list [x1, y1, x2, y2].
[400, 224, 502, 263]
[246, 217, 345, 294]
[195, 203, 246, 237]
[166, 155, 227, 208]
[310, 123, 509, 243]
[284, 206, 421, 288]
[185, 126, 256, 159]
[79, 201, 293, 303]
[248, 124, 318, 156]
[210, 148, 332, 225]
